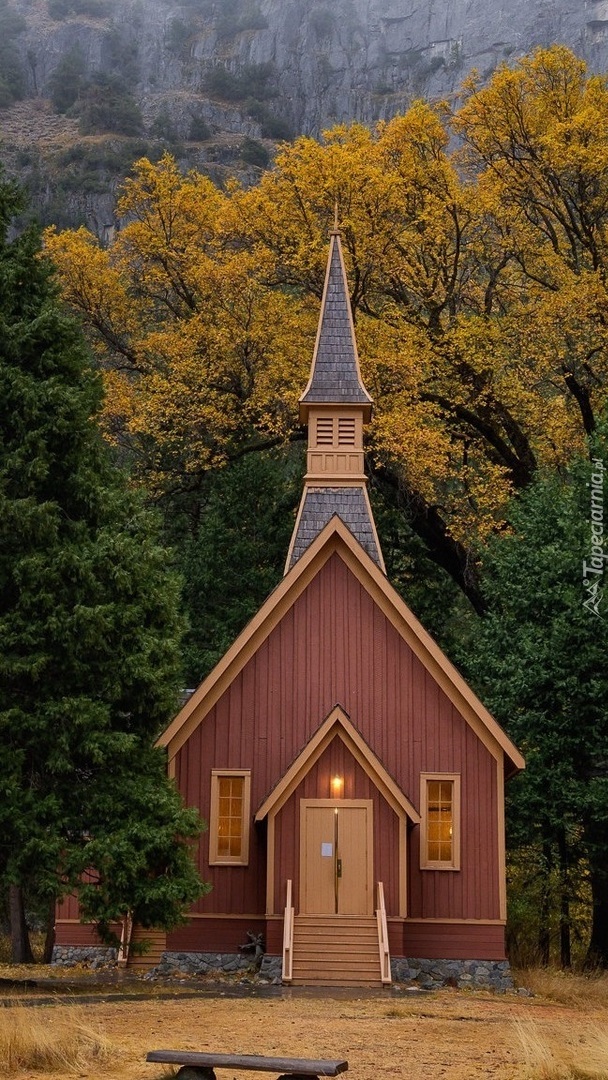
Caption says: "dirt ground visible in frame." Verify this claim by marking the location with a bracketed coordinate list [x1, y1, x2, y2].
[7, 984, 608, 1080]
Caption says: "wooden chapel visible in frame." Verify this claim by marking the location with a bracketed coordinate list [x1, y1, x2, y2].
[55, 228, 524, 988]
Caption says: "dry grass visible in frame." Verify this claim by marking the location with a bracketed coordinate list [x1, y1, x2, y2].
[516, 968, 608, 1009]
[0, 1005, 114, 1074]
[515, 1019, 608, 1079]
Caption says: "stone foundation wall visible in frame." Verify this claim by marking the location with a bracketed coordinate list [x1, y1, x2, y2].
[51, 945, 512, 990]
[151, 951, 268, 977]
[151, 951, 282, 980]
[52, 945, 117, 968]
[391, 957, 513, 991]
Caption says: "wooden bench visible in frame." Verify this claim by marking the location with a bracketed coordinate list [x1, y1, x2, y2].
[145, 1050, 348, 1080]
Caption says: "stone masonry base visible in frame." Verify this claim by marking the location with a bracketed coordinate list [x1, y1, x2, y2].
[52, 946, 513, 990]
[391, 957, 513, 991]
[52, 945, 117, 968]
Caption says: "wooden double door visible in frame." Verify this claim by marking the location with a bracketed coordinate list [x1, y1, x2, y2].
[299, 799, 373, 915]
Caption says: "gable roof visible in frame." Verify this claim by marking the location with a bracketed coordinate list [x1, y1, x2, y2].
[299, 232, 372, 421]
[158, 516, 524, 779]
[255, 704, 421, 824]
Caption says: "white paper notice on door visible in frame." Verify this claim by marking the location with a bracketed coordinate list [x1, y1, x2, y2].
[321, 843, 333, 857]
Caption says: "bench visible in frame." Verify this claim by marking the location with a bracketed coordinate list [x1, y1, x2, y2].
[145, 1051, 348, 1080]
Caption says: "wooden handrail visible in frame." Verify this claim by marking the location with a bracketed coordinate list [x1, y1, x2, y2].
[375, 882, 391, 985]
[282, 879, 294, 983]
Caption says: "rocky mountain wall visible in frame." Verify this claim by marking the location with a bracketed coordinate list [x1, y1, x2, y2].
[2, 0, 607, 231]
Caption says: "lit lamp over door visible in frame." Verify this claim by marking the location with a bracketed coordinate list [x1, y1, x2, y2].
[330, 775, 344, 798]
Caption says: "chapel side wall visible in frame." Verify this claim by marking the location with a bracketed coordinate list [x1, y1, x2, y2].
[173, 551, 502, 923]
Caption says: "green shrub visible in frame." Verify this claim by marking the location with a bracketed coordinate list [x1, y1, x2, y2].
[204, 62, 275, 103]
[240, 136, 269, 168]
[0, 0, 24, 36]
[48, 46, 86, 113]
[245, 99, 292, 141]
[259, 112, 292, 140]
[105, 28, 139, 87]
[239, 61, 275, 99]
[77, 74, 143, 136]
[204, 66, 242, 101]
[0, 0, 26, 106]
[150, 105, 178, 143]
[188, 113, 211, 141]
[166, 16, 193, 56]
[52, 140, 159, 199]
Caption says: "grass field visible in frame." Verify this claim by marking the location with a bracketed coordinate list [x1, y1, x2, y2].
[0, 968, 606, 1080]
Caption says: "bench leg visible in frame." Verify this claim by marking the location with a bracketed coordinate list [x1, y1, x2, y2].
[175, 1068, 217, 1080]
[278, 1075, 320, 1080]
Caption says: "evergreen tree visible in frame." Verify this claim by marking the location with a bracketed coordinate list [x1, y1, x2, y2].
[462, 444, 608, 967]
[0, 175, 205, 961]
[170, 449, 301, 685]
[48, 45, 86, 114]
[0, 1, 26, 108]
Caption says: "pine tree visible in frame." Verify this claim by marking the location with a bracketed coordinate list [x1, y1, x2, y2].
[462, 445, 608, 967]
[0, 175, 205, 961]
[171, 449, 301, 685]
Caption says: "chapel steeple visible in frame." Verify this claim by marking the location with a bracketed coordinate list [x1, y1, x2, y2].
[285, 229, 385, 574]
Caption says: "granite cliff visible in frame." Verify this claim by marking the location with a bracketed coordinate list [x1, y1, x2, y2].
[1, 0, 608, 231]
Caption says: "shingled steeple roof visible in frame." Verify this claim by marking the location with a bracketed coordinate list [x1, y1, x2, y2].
[299, 232, 373, 422]
[286, 229, 385, 575]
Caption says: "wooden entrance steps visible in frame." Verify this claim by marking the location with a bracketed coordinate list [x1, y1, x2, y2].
[290, 915, 384, 987]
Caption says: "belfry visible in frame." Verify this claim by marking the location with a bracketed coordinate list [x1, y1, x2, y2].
[286, 229, 384, 572]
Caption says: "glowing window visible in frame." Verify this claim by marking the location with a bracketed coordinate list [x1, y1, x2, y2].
[209, 770, 251, 865]
[420, 774, 460, 870]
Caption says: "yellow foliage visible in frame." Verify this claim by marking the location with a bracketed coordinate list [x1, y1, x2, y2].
[44, 47, 608, 552]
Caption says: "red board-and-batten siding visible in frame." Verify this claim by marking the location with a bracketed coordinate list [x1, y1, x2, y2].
[174, 552, 502, 935]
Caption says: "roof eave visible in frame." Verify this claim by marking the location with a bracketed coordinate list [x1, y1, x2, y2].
[298, 399, 373, 424]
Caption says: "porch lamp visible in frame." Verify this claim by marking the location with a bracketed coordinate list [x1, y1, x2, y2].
[330, 775, 344, 798]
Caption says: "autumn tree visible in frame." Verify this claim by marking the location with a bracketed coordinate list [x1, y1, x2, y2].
[0, 174, 204, 961]
[453, 45, 608, 439]
[45, 50, 608, 612]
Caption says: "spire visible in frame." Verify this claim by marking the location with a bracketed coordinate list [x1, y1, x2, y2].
[285, 229, 384, 575]
[299, 232, 372, 423]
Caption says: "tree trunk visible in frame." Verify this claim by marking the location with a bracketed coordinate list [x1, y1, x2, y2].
[9, 885, 34, 964]
[42, 896, 56, 965]
[586, 854, 608, 969]
[558, 831, 571, 970]
[538, 838, 553, 966]
[559, 891, 571, 970]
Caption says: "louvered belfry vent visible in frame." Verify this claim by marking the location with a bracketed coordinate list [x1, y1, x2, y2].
[316, 417, 334, 445]
[286, 229, 385, 575]
[338, 417, 356, 446]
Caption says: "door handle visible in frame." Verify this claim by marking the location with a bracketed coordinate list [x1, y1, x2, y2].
[336, 858, 342, 878]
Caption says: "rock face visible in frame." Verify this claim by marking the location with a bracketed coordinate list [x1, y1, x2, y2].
[12, 0, 607, 133]
[2, 0, 607, 229]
